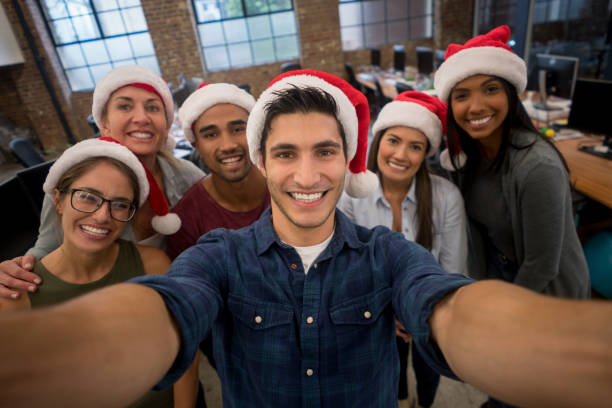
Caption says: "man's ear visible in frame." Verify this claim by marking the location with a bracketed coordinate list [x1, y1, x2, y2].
[258, 152, 267, 177]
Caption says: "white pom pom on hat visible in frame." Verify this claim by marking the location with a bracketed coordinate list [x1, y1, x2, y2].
[372, 91, 447, 158]
[433, 25, 527, 170]
[178, 82, 256, 143]
[246, 69, 378, 198]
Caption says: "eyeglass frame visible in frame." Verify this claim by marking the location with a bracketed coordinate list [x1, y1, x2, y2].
[60, 188, 137, 222]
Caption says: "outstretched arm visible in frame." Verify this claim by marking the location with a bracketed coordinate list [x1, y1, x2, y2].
[431, 280, 612, 407]
[0, 283, 180, 408]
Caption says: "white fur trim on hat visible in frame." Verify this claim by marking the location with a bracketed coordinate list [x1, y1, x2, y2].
[92, 65, 174, 130]
[247, 74, 358, 167]
[434, 46, 527, 103]
[179, 83, 256, 143]
[439, 148, 467, 171]
[43, 139, 149, 205]
[372, 101, 443, 158]
[345, 170, 379, 198]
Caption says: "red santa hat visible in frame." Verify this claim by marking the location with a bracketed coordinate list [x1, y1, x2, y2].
[92, 65, 174, 130]
[434, 25, 527, 170]
[246, 69, 378, 198]
[178, 82, 256, 143]
[372, 91, 447, 158]
[43, 137, 181, 235]
[434, 25, 527, 103]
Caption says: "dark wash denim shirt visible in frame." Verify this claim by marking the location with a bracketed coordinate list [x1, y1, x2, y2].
[132, 208, 473, 408]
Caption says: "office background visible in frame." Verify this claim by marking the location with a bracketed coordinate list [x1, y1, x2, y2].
[0, 0, 609, 155]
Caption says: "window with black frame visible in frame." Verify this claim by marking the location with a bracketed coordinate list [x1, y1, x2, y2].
[192, 0, 300, 71]
[36, 0, 160, 92]
[338, 0, 433, 52]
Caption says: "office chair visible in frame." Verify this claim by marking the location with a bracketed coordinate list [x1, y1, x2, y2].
[281, 62, 302, 73]
[416, 46, 434, 75]
[9, 138, 45, 167]
[16, 160, 54, 214]
[237, 83, 251, 94]
[434, 49, 446, 70]
[395, 81, 414, 95]
[0, 176, 40, 261]
[393, 45, 406, 73]
[345, 62, 376, 114]
[374, 76, 392, 116]
[370, 48, 381, 68]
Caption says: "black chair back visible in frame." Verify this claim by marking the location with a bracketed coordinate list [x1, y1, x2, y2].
[370, 48, 381, 67]
[281, 62, 302, 73]
[434, 49, 446, 69]
[237, 83, 251, 94]
[393, 45, 406, 73]
[395, 81, 414, 95]
[416, 46, 434, 75]
[9, 138, 44, 167]
[0, 176, 40, 261]
[16, 160, 54, 214]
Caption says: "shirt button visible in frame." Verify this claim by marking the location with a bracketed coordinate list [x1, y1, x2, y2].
[254, 315, 263, 324]
[306, 316, 314, 324]
[290, 263, 297, 269]
[363, 310, 372, 319]
[306, 368, 314, 376]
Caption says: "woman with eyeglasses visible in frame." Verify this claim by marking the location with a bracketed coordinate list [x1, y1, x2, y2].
[0, 137, 200, 407]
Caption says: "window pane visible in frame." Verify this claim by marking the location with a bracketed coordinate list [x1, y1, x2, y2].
[410, 0, 432, 16]
[204, 46, 230, 70]
[387, 19, 408, 43]
[245, 0, 269, 15]
[66, 0, 92, 16]
[129, 33, 155, 57]
[410, 17, 431, 39]
[82, 40, 109, 65]
[122, 7, 148, 32]
[92, 0, 119, 12]
[221, 0, 245, 19]
[386, 0, 407, 20]
[98, 11, 127, 36]
[339, 2, 363, 26]
[248, 15, 272, 40]
[118, 0, 141, 7]
[223, 19, 249, 43]
[228, 42, 253, 66]
[252, 39, 275, 63]
[269, 0, 292, 12]
[113, 59, 138, 68]
[270, 11, 296, 36]
[106, 36, 133, 60]
[365, 23, 386, 47]
[341, 26, 364, 51]
[50, 19, 77, 44]
[57, 44, 86, 68]
[41, 0, 68, 19]
[136, 56, 161, 74]
[66, 67, 94, 91]
[72, 15, 100, 41]
[274, 35, 299, 60]
[199, 22, 226, 46]
[194, 0, 224, 22]
[363, 1, 385, 24]
[90, 63, 113, 83]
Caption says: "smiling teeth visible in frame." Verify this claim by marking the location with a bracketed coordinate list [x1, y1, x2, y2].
[221, 157, 241, 164]
[130, 132, 152, 139]
[470, 116, 492, 125]
[388, 162, 407, 170]
[291, 192, 323, 202]
[81, 225, 109, 236]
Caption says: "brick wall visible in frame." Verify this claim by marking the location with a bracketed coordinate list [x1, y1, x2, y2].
[0, 0, 474, 151]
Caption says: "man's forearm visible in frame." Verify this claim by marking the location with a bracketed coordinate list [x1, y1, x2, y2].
[0, 283, 180, 408]
[432, 280, 612, 408]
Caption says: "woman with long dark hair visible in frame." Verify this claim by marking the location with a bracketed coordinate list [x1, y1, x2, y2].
[434, 24, 590, 408]
[338, 91, 467, 408]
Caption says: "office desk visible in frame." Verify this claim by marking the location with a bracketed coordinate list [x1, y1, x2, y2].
[356, 71, 435, 100]
[554, 136, 612, 209]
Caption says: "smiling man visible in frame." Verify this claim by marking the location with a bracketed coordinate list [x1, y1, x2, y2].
[1, 71, 612, 408]
[167, 83, 270, 260]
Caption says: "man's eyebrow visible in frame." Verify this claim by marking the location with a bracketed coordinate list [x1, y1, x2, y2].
[228, 119, 247, 126]
[198, 124, 218, 133]
[313, 140, 342, 150]
[269, 143, 297, 152]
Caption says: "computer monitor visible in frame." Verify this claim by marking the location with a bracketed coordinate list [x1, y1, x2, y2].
[567, 78, 612, 159]
[393, 45, 405, 73]
[527, 54, 579, 110]
[416, 46, 434, 75]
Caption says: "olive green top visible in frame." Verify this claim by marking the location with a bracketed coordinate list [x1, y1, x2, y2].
[29, 239, 174, 407]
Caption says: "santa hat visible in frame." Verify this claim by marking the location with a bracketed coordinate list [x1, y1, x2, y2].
[434, 25, 527, 170]
[434, 25, 526, 103]
[178, 82, 256, 143]
[372, 91, 447, 158]
[92, 65, 174, 131]
[246, 69, 378, 198]
[43, 137, 181, 235]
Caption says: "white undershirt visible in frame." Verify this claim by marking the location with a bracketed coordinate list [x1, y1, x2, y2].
[289, 230, 334, 274]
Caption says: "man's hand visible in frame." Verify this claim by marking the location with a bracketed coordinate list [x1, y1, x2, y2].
[395, 318, 412, 343]
[0, 255, 39, 299]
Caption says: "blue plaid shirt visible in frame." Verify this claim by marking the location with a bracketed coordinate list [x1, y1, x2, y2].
[133, 208, 473, 408]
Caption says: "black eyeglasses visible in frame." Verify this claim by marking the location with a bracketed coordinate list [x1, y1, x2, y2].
[61, 189, 136, 222]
